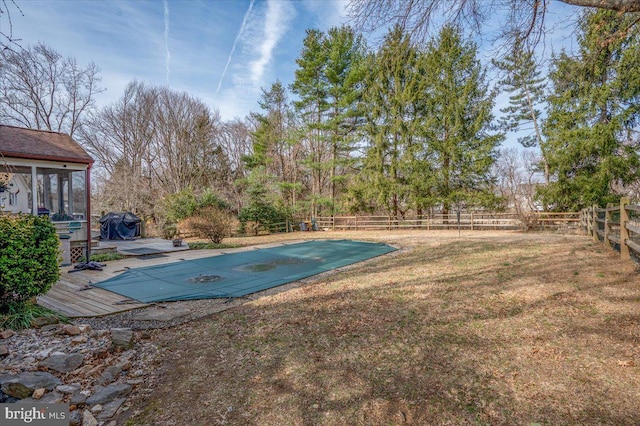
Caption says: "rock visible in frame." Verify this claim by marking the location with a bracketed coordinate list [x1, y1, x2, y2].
[97, 398, 127, 420]
[0, 371, 62, 399]
[83, 409, 99, 426]
[78, 324, 92, 333]
[70, 391, 87, 406]
[98, 365, 122, 385]
[31, 316, 58, 328]
[0, 329, 15, 339]
[41, 323, 62, 333]
[36, 348, 53, 360]
[86, 384, 132, 406]
[40, 353, 85, 373]
[71, 335, 88, 344]
[32, 388, 46, 399]
[63, 324, 82, 336]
[111, 328, 134, 349]
[91, 404, 103, 413]
[0, 390, 19, 403]
[18, 391, 63, 404]
[56, 384, 81, 395]
[0, 345, 8, 358]
[69, 410, 83, 426]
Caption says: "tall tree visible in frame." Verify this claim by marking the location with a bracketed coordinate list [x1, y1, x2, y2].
[0, 42, 102, 136]
[247, 81, 302, 212]
[323, 25, 367, 215]
[421, 25, 503, 214]
[347, 0, 640, 51]
[493, 39, 550, 186]
[79, 81, 157, 213]
[357, 26, 423, 218]
[291, 29, 330, 216]
[540, 10, 640, 210]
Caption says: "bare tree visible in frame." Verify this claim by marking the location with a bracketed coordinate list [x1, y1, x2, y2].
[0, 0, 24, 50]
[218, 118, 252, 212]
[495, 148, 542, 215]
[80, 83, 228, 218]
[347, 0, 640, 52]
[79, 81, 157, 213]
[0, 42, 102, 136]
[152, 87, 224, 195]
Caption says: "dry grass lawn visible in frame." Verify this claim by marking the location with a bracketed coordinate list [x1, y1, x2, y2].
[122, 230, 640, 425]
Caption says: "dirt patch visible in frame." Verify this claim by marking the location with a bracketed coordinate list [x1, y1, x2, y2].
[118, 230, 640, 425]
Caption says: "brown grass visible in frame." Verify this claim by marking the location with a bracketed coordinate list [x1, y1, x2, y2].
[122, 230, 640, 425]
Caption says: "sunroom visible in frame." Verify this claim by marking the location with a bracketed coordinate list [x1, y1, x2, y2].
[0, 125, 93, 264]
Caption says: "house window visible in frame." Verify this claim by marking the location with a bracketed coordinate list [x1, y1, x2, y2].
[9, 192, 17, 205]
[36, 167, 86, 221]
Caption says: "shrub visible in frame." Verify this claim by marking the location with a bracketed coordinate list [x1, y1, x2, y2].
[164, 188, 227, 223]
[0, 214, 60, 311]
[238, 201, 289, 236]
[183, 206, 235, 244]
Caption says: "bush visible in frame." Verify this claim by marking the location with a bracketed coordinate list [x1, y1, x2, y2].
[164, 188, 227, 223]
[238, 201, 289, 236]
[0, 215, 60, 311]
[183, 206, 236, 244]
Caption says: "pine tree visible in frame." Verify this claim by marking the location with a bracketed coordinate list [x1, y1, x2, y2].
[246, 81, 302, 212]
[323, 26, 367, 215]
[421, 25, 503, 215]
[540, 10, 640, 211]
[291, 29, 330, 217]
[357, 26, 423, 218]
[493, 39, 550, 185]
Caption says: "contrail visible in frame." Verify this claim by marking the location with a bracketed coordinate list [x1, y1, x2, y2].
[215, 0, 255, 96]
[164, 0, 171, 85]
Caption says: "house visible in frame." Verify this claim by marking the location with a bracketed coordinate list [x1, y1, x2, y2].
[0, 125, 93, 263]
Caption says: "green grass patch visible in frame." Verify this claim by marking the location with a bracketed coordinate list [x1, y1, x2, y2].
[0, 301, 67, 330]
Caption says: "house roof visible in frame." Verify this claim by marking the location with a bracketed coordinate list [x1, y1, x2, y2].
[0, 125, 93, 165]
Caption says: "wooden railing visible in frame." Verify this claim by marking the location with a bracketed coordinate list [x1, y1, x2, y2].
[581, 197, 640, 261]
[284, 212, 580, 232]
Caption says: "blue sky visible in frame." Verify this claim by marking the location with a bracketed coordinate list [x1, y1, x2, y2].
[8, 0, 581, 143]
[10, 0, 348, 120]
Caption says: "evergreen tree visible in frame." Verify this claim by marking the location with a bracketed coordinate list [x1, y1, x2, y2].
[540, 10, 640, 211]
[493, 39, 550, 186]
[246, 81, 302, 212]
[323, 26, 367, 214]
[357, 26, 423, 218]
[421, 25, 503, 215]
[291, 29, 330, 216]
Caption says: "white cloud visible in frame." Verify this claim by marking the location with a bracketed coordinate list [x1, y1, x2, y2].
[216, 0, 255, 96]
[248, 0, 296, 86]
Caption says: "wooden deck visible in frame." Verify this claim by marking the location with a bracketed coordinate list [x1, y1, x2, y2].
[37, 243, 273, 318]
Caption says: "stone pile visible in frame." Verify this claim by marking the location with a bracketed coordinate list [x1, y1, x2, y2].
[0, 322, 158, 426]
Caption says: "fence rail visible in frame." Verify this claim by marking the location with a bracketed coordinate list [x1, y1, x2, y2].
[287, 212, 580, 232]
[581, 197, 640, 262]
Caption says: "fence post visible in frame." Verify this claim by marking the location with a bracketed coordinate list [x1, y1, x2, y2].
[470, 212, 474, 231]
[620, 197, 631, 261]
[355, 215, 358, 231]
[604, 204, 612, 249]
[592, 204, 599, 242]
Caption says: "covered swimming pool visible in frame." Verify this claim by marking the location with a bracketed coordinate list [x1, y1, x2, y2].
[93, 239, 397, 302]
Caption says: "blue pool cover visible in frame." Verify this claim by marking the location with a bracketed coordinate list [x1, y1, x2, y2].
[94, 240, 397, 302]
